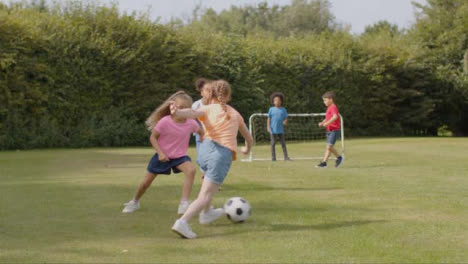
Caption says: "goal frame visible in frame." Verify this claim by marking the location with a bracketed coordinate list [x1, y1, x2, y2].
[243, 113, 345, 162]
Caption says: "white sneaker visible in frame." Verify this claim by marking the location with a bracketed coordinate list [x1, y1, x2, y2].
[172, 219, 197, 239]
[199, 207, 224, 224]
[177, 200, 191, 215]
[122, 200, 139, 213]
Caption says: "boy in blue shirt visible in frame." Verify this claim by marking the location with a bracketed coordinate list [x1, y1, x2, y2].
[267, 92, 290, 161]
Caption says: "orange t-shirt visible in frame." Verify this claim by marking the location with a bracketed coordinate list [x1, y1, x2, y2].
[198, 104, 244, 160]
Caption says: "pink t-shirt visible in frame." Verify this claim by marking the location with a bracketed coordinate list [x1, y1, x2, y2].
[325, 104, 341, 132]
[154, 115, 199, 159]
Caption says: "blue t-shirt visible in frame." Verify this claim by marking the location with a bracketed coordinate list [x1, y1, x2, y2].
[268, 107, 288, 134]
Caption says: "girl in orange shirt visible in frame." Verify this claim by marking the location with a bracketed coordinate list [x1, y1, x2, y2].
[170, 80, 253, 239]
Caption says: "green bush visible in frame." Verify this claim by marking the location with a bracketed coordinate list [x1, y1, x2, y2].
[1, 0, 467, 149]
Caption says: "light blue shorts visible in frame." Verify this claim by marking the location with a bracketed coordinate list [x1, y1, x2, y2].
[198, 139, 232, 185]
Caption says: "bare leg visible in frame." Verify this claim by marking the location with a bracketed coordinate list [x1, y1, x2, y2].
[175, 161, 196, 201]
[329, 146, 340, 158]
[133, 172, 157, 201]
[180, 179, 220, 222]
[203, 179, 221, 212]
[322, 145, 332, 163]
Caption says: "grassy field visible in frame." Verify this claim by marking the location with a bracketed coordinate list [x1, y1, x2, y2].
[0, 138, 467, 263]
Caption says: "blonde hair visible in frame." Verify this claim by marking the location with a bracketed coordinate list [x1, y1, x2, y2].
[145, 91, 193, 131]
[208, 80, 232, 121]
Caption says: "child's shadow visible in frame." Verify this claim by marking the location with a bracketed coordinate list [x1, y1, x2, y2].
[270, 220, 388, 231]
[225, 184, 343, 192]
[205, 220, 387, 239]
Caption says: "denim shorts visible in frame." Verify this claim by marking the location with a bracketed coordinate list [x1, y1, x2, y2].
[326, 130, 341, 146]
[147, 154, 191, 175]
[198, 139, 232, 185]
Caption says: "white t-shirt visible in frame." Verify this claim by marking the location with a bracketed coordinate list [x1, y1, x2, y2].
[192, 99, 204, 136]
[192, 99, 204, 110]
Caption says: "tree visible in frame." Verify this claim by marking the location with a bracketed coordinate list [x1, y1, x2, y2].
[191, 0, 336, 38]
[364, 21, 401, 37]
[411, 0, 468, 135]
[276, 0, 335, 36]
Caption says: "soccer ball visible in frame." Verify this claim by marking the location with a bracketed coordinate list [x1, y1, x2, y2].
[224, 197, 251, 223]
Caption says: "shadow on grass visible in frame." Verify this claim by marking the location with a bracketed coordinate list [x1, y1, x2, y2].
[224, 183, 342, 192]
[204, 220, 387, 239]
[270, 220, 388, 231]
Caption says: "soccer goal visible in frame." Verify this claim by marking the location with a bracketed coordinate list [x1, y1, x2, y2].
[243, 113, 345, 162]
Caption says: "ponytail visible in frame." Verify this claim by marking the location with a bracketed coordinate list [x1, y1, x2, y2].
[213, 80, 232, 121]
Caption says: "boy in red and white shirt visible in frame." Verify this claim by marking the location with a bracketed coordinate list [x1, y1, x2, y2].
[317, 91, 344, 168]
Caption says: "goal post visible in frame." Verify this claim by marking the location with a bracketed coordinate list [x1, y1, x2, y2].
[243, 113, 345, 162]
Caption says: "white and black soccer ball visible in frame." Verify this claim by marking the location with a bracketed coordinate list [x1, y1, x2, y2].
[224, 197, 251, 223]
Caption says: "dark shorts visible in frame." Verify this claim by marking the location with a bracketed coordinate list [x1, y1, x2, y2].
[147, 154, 191, 175]
[326, 130, 341, 146]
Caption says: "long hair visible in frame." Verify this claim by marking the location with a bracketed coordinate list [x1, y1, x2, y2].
[145, 91, 193, 131]
[210, 80, 232, 121]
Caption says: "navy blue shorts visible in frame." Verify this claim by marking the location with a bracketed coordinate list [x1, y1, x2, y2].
[326, 130, 341, 146]
[147, 154, 191, 175]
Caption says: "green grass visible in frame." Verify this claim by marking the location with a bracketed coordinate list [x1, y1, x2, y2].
[1, 138, 467, 263]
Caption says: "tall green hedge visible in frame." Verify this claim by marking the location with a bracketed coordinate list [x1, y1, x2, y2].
[1, 3, 205, 149]
[1, 1, 467, 150]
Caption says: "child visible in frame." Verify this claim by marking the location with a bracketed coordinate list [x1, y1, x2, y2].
[170, 80, 253, 239]
[192, 78, 210, 179]
[122, 91, 204, 215]
[317, 91, 344, 168]
[267, 92, 290, 161]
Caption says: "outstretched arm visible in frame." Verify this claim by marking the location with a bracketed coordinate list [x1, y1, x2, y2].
[170, 103, 204, 119]
[239, 122, 253, 155]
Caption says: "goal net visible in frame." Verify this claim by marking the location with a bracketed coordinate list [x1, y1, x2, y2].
[243, 113, 345, 162]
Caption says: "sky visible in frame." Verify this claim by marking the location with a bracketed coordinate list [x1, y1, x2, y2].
[106, 0, 428, 33]
[5, 0, 428, 33]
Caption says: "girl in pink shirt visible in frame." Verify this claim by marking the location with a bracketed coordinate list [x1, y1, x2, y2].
[170, 80, 254, 239]
[122, 91, 204, 215]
